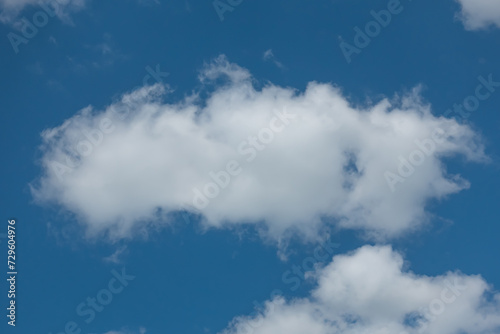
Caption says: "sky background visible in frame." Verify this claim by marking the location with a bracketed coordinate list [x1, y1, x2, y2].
[1, 0, 500, 333]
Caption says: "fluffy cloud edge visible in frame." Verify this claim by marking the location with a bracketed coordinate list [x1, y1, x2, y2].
[220, 245, 500, 334]
[455, 0, 500, 30]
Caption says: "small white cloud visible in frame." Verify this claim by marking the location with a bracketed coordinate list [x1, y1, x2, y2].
[263, 49, 285, 70]
[220, 245, 500, 334]
[455, 0, 500, 30]
[199, 54, 251, 83]
[103, 245, 128, 264]
[263, 49, 274, 61]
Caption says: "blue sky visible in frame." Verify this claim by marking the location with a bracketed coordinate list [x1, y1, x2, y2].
[1, 0, 500, 333]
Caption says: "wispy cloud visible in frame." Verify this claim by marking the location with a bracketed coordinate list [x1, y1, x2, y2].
[455, 0, 500, 30]
[263, 49, 286, 70]
[103, 245, 128, 264]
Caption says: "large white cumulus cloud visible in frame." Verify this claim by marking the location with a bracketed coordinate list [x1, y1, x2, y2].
[455, 0, 500, 30]
[221, 245, 500, 334]
[32, 56, 486, 240]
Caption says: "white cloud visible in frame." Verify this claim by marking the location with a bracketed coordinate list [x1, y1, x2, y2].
[103, 245, 128, 264]
[220, 245, 500, 334]
[0, 0, 86, 23]
[32, 56, 486, 241]
[455, 0, 500, 30]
